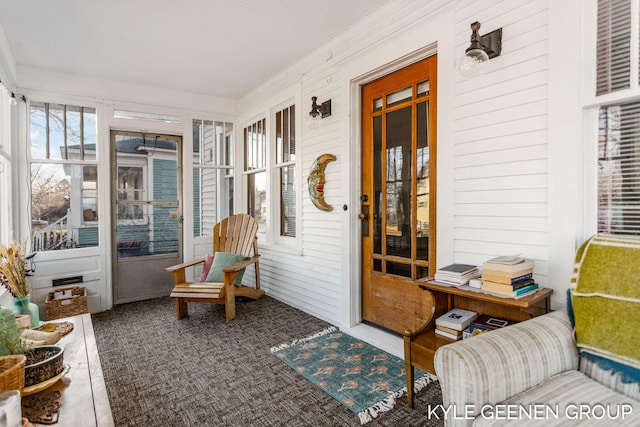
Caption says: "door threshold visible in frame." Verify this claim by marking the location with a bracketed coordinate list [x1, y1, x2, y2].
[339, 323, 404, 358]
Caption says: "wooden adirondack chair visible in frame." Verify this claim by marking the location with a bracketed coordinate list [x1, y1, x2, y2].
[165, 214, 264, 321]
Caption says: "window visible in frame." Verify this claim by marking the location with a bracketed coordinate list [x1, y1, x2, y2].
[29, 101, 98, 251]
[275, 105, 296, 237]
[593, 0, 640, 234]
[243, 104, 298, 241]
[192, 119, 234, 236]
[244, 118, 267, 233]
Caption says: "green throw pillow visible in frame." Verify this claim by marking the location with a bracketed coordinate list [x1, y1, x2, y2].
[205, 252, 249, 285]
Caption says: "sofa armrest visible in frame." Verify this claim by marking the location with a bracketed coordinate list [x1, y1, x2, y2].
[434, 310, 578, 426]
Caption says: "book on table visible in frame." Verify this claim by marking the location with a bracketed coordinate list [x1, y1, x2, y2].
[434, 263, 480, 285]
[435, 327, 463, 341]
[481, 271, 533, 284]
[436, 325, 463, 336]
[484, 255, 525, 265]
[482, 258, 534, 275]
[481, 278, 535, 293]
[481, 282, 539, 297]
[435, 308, 478, 331]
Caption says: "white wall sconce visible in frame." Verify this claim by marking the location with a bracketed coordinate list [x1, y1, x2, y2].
[8, 92, 17, 106]
[458, 21, 502, 78]
[309, 96, 332, 118]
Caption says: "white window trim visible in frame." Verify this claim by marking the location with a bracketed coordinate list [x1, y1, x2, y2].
[582, 0, 640, 238]
[270, 98, 300, 247]
[239, 87, 302, 253]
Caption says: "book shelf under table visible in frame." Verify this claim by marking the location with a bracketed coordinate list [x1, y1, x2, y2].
[403, 282, 553, 407]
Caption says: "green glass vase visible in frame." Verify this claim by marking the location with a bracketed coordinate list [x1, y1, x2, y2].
[13, 295, 40, 328]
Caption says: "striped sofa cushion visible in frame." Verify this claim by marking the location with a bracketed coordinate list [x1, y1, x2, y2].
[474, 370, 640, 427]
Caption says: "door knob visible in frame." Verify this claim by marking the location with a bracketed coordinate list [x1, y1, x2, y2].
[359, 212, 368, 220]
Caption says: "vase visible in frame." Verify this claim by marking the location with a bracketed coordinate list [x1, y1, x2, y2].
[12, 295, 39, 328]
[0, 308, 20, 356]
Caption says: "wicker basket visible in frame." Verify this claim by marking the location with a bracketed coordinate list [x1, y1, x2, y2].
[45, 286, 88, 320]
[0, 354, 26, 394]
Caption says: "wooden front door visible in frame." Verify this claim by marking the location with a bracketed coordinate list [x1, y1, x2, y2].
[361, 56, 437, 334]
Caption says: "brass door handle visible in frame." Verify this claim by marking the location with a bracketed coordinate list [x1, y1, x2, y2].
[359, 212, 368, 220]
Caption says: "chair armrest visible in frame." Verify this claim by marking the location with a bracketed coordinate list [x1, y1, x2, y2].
[434, 310, 578, 425]
[165, 258, 206, 273]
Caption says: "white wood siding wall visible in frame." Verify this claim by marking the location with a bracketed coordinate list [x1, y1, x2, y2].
[452, 0, 550, 287]
[4, 0, 583, 320]
[238, 0, 451, 326]
[238, 0, 569, 327]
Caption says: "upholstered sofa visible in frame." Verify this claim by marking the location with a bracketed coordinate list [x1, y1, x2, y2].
[435, 310, 640, 426]
[434, 234, 640, 426]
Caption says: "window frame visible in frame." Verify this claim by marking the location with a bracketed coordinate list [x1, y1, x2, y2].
[241, 96, 301, 249]
[271, 100, 298, 244]
[584, 0, 640, 236]
[28, 99, 100, 252]
[192, 119, 235, 237]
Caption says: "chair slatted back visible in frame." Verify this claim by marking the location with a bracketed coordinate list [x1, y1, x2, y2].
[213, 214, 259, 257]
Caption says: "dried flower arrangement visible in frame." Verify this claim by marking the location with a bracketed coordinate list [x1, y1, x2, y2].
[0, 239, 30, 298]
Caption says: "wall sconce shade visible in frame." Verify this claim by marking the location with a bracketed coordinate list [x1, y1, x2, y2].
[8, 92, 17, 106]
[459, 21, 502, 78]
[309, 96, 332, 118]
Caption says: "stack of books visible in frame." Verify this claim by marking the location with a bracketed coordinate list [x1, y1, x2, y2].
[481, 255, 538, 297]
[434, 264, 480, 286]
[435, 308, 478, 340]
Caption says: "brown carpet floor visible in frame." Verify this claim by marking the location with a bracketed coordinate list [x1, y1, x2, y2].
[92, 296, 444, 426]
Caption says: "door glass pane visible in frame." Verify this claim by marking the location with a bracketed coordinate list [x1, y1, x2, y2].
[417, 80, 430, 97]
[115, 134, 179, 258]
[385, 106, 412, 258]
[387, 261, 411, 278]
[416, 101, 430, 261]
[386, 87, 411, 108]
[373, 98, 382, 112]
[373, 115, 382, 254]
[417, 264, 430, 279]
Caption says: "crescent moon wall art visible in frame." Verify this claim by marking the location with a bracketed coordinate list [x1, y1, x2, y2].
[307, 153, 336, 211]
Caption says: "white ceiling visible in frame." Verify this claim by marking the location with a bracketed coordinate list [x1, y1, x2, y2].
[0, 0, 389, 99]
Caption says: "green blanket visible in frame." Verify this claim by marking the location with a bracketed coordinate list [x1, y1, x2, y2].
[571, 234, 640, 368]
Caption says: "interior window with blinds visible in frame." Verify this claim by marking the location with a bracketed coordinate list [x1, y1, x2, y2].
[244, 118, 267, 233]
[596, 0, 631, 95]
[275, 105, 296, 238]
[598, 102, 640, 234]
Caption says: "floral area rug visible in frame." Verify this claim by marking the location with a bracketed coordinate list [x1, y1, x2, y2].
[270, 327, 437, 424]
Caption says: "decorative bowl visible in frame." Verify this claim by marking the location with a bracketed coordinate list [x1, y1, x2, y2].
[24, 345, 64, 387]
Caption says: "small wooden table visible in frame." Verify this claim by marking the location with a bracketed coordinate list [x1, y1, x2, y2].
[404, 282, 553, 407]
[23, 314, 114, 427]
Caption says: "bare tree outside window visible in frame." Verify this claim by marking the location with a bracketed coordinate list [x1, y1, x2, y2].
[29, 102, 98, 251]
